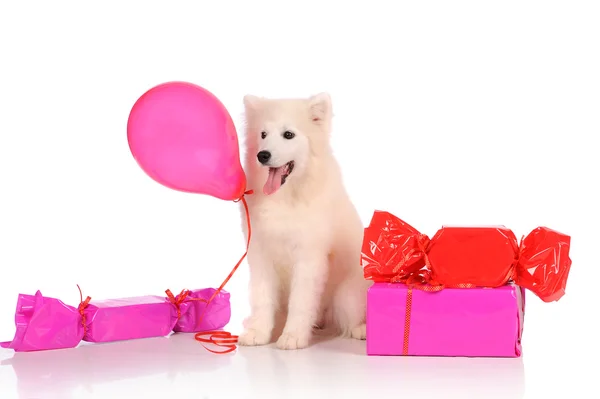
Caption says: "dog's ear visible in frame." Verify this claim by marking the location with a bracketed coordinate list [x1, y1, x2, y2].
[243, 95, 262, 113]
[308, 92, 332, 124]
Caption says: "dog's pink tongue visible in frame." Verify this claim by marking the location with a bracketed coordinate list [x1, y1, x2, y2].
[264, 167, 284, 195]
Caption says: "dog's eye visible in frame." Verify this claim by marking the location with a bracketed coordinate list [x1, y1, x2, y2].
[283, 131, 295, 139]
[261, 131, 267, 139]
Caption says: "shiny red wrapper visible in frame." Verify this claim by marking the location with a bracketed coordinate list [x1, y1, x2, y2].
[361, 211, 572, 302]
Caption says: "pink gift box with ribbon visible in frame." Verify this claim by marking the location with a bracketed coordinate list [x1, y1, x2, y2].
[366, 282, 525, 357]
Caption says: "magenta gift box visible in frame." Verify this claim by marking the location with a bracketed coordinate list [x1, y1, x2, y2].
[366, 282, 525, 357]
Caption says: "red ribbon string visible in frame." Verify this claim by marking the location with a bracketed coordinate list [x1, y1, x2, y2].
[76, 284, 91, 339]
[191, 190, 253, 353]
[403, 287, 413, 355]
[401, 275, 476, 292]
[194, 330, 239, 354]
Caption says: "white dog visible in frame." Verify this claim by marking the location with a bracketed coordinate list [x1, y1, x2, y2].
[238, 92, 370, 350]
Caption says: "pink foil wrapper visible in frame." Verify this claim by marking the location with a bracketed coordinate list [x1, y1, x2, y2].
[0, 288, 231, 352]
[367, 282, 525, 357]
[173, 288, 231, 333]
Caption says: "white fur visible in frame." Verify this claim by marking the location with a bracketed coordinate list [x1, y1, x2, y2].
[238, 92, 371, 350]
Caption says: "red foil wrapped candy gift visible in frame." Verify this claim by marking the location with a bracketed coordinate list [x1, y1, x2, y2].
[0, 287, 231, 352]
[361, 211, 572, 302]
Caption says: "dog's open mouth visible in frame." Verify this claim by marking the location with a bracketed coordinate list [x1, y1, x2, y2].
[263, 161, 295, 195]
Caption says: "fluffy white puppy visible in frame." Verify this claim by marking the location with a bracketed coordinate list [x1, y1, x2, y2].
[239, 93, 369, 350]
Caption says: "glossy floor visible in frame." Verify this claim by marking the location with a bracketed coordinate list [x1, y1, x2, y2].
[0, 332, 555, 399]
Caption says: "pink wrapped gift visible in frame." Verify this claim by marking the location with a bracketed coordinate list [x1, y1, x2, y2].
[367, 282, 525, 357]
[0, 287, 231, 352]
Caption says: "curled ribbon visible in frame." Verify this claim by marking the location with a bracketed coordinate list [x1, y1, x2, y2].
[194, 330, 239, 354]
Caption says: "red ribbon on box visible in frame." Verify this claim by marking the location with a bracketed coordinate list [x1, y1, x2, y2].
[361, 211, 572, 302]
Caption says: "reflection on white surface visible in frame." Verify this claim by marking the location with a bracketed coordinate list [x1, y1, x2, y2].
[0, 334, 524, 399]
[237, 337, 525, 399]
[0, 333, 233, 399]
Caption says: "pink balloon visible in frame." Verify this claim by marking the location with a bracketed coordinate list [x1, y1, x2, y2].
[127, 82, 246, 201]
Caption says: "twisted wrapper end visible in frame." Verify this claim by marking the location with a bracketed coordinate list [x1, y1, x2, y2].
[513, 227, 572, 302]
[362, 211, 430, 283]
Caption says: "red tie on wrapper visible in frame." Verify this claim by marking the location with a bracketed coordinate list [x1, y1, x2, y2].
[76, 286, 92, 338]
[361, 211, 572, 302]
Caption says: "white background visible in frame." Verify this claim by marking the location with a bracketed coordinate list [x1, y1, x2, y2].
[0, 1, 598, 398]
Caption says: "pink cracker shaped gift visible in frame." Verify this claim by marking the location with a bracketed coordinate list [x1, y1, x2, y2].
[0, 287, 231, 353]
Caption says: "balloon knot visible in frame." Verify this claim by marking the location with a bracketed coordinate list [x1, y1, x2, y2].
[234, 190, 254, 203]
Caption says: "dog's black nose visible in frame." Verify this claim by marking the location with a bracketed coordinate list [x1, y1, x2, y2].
[257, 151, 271, 165]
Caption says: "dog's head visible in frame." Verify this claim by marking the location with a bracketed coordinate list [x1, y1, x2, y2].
[243, 93, 333, 196]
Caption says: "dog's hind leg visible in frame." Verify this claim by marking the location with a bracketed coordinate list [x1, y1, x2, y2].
[331, 275, 369, 340]
[350, 323, 366, 340]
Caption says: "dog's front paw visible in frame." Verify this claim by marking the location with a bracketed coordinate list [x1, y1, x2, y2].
[238, 328, 271, 346]
[276, 332, 310, 350]
[350, 324, 366, 340]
